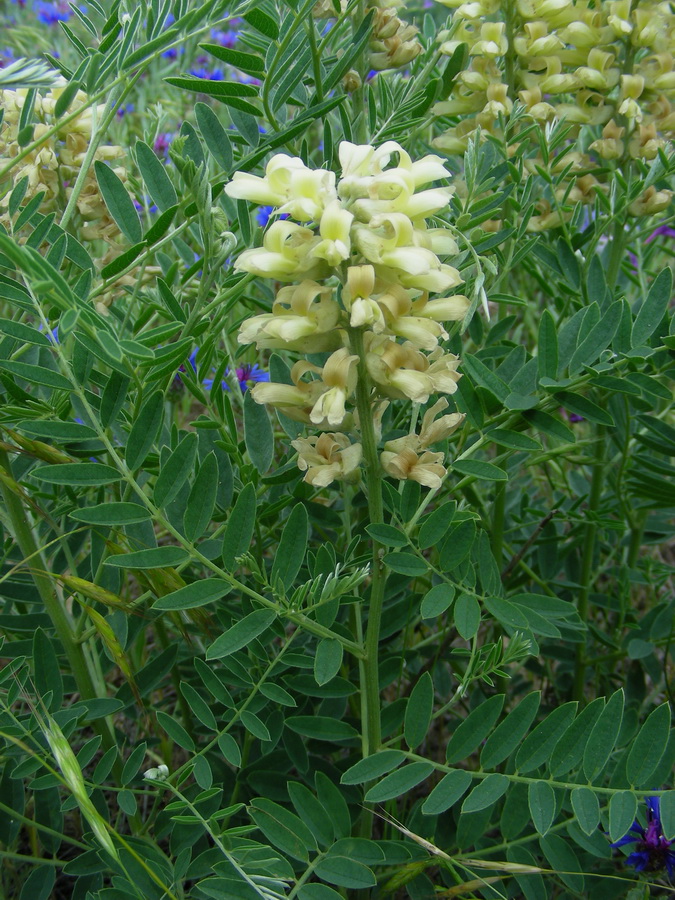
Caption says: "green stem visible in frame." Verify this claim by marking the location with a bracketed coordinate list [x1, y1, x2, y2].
[350, 328, 386, 760]
[351, 0, 370, 144]
[572, 428, 606, 702]
[627, 508, 647, 569]
[606, 218, 627, 290]
[491, 482, 506, 566]
[503, 0, 516, 100]
[307, 18, 324, 104]
[0, 450, 118, 759]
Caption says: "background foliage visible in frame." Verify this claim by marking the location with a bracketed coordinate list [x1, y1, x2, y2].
[0, 0, 674, 897]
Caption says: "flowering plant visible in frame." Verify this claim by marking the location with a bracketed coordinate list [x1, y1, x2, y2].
[0, 1, 673, 898]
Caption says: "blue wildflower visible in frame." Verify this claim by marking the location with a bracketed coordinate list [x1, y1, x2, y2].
[116, 103, 134, 118]
[255, 207, 290, 228]
[133, 198, 158, 215]
[0, 48, 17, 68]
[209, 28, 238, 48]
[256, 206, 274, 228]
[34, 0, 71, 24]
[233, 364, 270, 392]
[611, 797, 675, 877]
[175, 349, 268, 393]
[188, 66, 224, 81]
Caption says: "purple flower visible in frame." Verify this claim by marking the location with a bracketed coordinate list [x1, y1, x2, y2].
[234, 70, 261, 86]
[175, 349, 268, 393]
[116, 103, 134, 118]
[628, 222, 675, 269]
[649, 225, 675, 241]
[611, 797, 675, 877]
[0, 48, 17, 67]
[153, 133, 173, 157]
[162, 47, 182, 59]
[233, 364, 269, 392]
[560, 408, 584, 424]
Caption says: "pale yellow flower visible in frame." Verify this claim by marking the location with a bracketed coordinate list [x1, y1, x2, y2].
[234, 220, 324, 281]
[251, 359, 327, 421]
[309, 347, 359, 427]
[381, 446, 447, 489]
[312, 199, 354, 266]
[366, 336, 436, 403]
[225, 153, 337, 222]
[292, 433, 362, 486]
[618, 75, 645, 121]
[342, 265, 387, 330]
[238, 280, 342, 352]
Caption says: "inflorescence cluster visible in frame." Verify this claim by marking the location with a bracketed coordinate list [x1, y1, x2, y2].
[433, 0, 675, 226]
[225, 141, 468, 489]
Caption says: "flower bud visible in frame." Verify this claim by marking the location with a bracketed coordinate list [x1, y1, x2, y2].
[342, 69, 362, 92]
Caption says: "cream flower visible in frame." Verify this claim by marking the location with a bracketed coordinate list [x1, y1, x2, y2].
[251, 359, 327, 421]
[381, 398, 464, 458]
[418, 398, 465, 446]
[292, 433, 362, 486]
[309, 347, 359, 427]
[381, 446, 447, 489]
[238, 281, 342, 352]
[342, 265, 387, 330]
[366, 336, 436, 403]
[234, 220, 324, 281]
[312, 199, 354, 266]
[225, 154, 337, 222]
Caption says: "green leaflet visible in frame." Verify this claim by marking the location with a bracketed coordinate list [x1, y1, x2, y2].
[446, 694, 504, 764]
[364, 762, 434, 803]
[206, 609, 277, 659]
[422, 769, 473, 815]
[528, 781, 556, 835]
[221, 483, 256, 570]
[153, 432, 198, 508]
[94, 160, 142, 244]
[404, 672, 434, 750]
[516, 702, 577, 774]
[272, 503, 308, 590]
[481, 692, 541, 769]
[152, 579, 230, 611]
[625, 702, 671, 788]
[583, 689, 624, 782]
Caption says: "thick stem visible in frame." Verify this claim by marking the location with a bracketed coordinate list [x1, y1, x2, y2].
[572, 429, 606, 702]
[0, 450, 118, 757]
[350, 328, 386, 759]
